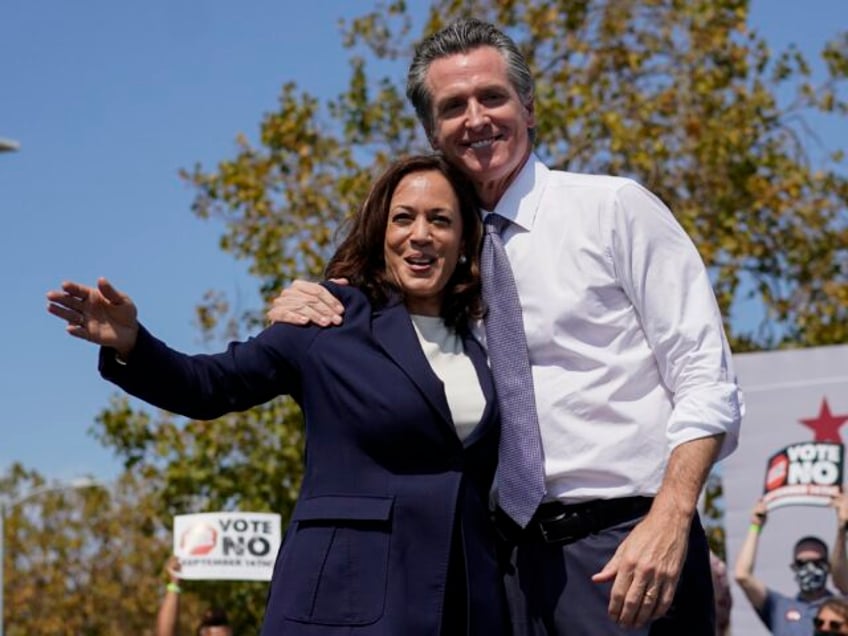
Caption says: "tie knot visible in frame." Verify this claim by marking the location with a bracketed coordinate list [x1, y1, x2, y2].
[484, 213, 510, 236]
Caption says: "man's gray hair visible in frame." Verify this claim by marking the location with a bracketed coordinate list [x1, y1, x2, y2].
[406, 17, 535, 140]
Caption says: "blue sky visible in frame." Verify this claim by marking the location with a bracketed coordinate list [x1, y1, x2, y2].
[1, 1, 845, 484]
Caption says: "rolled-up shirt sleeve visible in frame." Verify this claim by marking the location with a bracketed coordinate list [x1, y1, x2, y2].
[610, 182, 743, 460]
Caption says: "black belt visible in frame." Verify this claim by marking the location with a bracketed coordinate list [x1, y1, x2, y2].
[495, 496, 653, 546]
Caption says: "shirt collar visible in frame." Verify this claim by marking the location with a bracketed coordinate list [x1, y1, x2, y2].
[481, 153, 548, 232]
[795, 589, 833, 604]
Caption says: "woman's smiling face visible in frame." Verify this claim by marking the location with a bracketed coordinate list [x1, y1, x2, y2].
[383, 169, 464, 316]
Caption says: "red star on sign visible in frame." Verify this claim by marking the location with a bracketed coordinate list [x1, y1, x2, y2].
[799, 398, 848, 442]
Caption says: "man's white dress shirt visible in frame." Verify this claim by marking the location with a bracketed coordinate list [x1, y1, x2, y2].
[479, 155, 743, 504]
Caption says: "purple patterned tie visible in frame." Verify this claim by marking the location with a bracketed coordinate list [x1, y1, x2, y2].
[481, 213, 546, 528]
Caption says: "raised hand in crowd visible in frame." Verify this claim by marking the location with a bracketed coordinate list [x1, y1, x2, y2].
[733, 498, 770, 611]
[831, 492, 848, 594]
[156, 556, 183, 636]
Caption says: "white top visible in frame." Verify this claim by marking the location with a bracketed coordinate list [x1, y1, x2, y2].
[410, 314, 485, 441]
[476, 155, 744, 503]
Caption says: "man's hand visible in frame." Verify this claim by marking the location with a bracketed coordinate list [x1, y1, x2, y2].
[833, 493, 848, 530]
[831, 491, 848, 594]
[591, 508, 689, 628]
[592, 434, 722, 628]
[266, 279, 347, 326]
[733, 497, 769, 611]
[751, 499, 768, 529]
[165, 555, 182, 584]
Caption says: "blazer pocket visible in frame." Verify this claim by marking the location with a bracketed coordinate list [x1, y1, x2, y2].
[278, 495, 394, 626]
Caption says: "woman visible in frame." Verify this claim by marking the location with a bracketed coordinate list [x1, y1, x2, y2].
[46, 155, 506, 635]
[815, 597, 848, 636]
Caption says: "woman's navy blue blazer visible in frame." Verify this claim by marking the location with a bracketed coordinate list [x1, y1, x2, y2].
[98, 283, 506, 635]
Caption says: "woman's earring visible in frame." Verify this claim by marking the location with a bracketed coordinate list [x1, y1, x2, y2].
[459, 254, 468, 265]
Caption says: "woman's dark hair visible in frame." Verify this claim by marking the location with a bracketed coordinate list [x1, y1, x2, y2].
[196, 607, 230, 635]
[326, 154, 482, 331]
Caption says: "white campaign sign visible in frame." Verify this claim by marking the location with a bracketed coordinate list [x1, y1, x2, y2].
[173, 511, 281, 581]
[724, 344, 848, 635]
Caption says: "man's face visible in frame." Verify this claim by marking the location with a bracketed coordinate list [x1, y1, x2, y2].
[792, 542, 829, 594]
[425, 46, 534, 208]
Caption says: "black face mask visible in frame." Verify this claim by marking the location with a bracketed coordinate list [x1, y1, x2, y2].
[794, 560, 828, 594]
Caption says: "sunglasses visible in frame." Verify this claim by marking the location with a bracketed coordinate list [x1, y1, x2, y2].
[792, 558, 827, 570]
[814, 616, 845, 632]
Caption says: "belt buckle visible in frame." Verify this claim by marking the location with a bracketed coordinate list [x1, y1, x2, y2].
[538, 511, 583, 544]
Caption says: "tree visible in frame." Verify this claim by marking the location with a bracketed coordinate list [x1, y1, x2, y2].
[2, 461, 269, 635]
[92, 0, 847, 623]
[183, 0, 847, 350]
[1, 464, 168, 635]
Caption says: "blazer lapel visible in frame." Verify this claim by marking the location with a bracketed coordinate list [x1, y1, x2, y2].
[372, 301, 453, 428]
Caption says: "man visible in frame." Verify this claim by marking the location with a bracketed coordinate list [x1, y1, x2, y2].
[735, 499, 837, 635]
[710, 550, 733, 635]
[268, 18, 742, 635]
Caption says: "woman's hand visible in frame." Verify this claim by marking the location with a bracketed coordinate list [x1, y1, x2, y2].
[46, 277, 139, 358]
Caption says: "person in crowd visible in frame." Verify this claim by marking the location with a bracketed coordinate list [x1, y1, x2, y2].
[831, 493, 848, 594]
[265, 16, 743, 636]
[47, 155, 507, 635]
[155, 556, 233, 636]
[194, 609, 233, 636]
[735, 498, 836, 634]
[155, 555, 185, 636]
[813, 597, 848, 636]
[710, 550, 733, 635]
